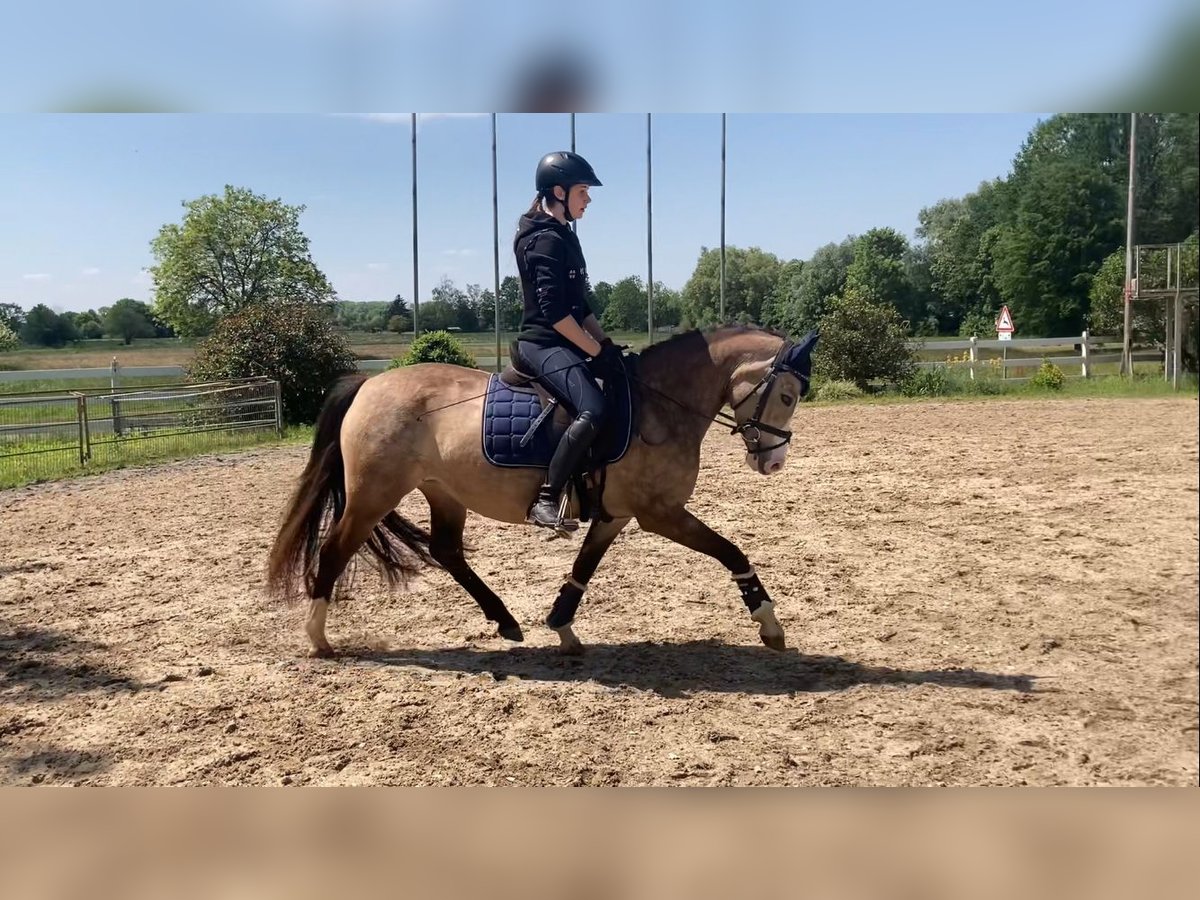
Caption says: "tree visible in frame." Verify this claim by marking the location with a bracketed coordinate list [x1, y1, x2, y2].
[498, 276, 522, 331]
[0, 302, 25, 334]
[652, 283, 683, 329]
[465, 283, 496, 332]
[20, 304, 76, 347]
[599, 276, 647, 332]
[767, 238, 855, 336]
[188, 302, 356, 425]
[103, 298, 156, 344]
[990, 158, 1123, 335]
[591, 280, 613, 318]
[149, 184, 335, 337]
[845, 228, 918, 326]
[67, 309, 105, 340]
[417, 299, 458, 332]
[813, 289, 916, 388]
[0, 322, 18, 352]
[681, 246, 784, 327]
[430, 277, 475, 331]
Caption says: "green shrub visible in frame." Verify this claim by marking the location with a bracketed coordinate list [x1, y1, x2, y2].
[814, 289, 916, 388]
[812, 379, 865, 401]
[389, 330, 475, 369]
[1030, 361, 1066, 391]
[188, 302, 357, 424]
[901, 366, 953, 397]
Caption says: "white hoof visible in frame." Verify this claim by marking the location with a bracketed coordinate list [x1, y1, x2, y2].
[555, 624, 585, 656]
[306, 599, 333, 657]
[751, 601, 786, 652]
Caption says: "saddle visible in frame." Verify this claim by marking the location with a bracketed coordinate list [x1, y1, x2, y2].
[481, 341, 639, 523]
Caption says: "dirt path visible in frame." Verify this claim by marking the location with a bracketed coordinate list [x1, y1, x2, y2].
[2, 396, 1196, 785]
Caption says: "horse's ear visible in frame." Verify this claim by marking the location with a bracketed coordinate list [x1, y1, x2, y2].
[787, 330, 819, 367]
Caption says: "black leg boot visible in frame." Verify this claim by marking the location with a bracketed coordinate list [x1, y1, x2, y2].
[528, 411, 601, 533]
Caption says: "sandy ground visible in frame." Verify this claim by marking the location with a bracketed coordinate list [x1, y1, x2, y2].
[2, 396, 1197, 786]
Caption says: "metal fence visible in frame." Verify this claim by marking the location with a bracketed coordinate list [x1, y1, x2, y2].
[1, 378, 281, 489]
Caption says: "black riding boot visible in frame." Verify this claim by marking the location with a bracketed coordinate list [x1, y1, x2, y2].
[528, 411, 601, 532]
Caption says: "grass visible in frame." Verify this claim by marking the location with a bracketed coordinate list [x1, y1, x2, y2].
[1, 424, 312, 491]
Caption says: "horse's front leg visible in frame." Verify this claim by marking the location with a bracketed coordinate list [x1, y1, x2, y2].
[636, 507, 786, 651]
[548, 515, 631, 655]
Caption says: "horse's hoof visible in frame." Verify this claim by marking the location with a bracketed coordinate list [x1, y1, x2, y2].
[759, 633, 787, 652]
[558, 641, 586, 657]
[498, 624, 525, 643]
[309, 646, 335, 659]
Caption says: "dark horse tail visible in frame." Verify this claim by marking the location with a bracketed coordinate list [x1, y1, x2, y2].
[267, 374, 436, 601]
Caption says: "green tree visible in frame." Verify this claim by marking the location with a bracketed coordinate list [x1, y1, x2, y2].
[591, 280, 613, 317]
[103, 298, 156, 344]
[0, 321, 18, 352]
[150, 184, 335, 337]
[681, 246, 784, 327]
[417, 299, 458, 332]
[20, 304, 76, 347]
[768, 238, 855, 336]
[498, 275, 523, 330]
[188, 302, 356, 425]
[651, 283, 683, 330]
[813, 289, 916, 388]
[845, 228, 917, 326]
[600, 276, 647, 332]
[0, 302, 26, 334]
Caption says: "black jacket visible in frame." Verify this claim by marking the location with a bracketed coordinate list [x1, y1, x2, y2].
[514, 211, 595, 348]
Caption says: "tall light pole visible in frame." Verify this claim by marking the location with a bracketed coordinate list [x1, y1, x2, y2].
[1122, 113, 1137, 376]
[492, 113, 502, 373]
[411, 112, 420, 334]
[720, 113, 727, 323]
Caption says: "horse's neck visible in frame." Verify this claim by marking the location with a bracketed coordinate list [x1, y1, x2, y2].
[639, 329, 778, 439]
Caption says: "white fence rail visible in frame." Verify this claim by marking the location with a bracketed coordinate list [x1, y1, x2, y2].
[908, 332, 1168, 382]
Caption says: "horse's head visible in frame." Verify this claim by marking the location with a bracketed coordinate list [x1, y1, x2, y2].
[727, 330, 818, 475]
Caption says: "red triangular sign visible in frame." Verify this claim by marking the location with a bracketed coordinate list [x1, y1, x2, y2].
[995, 305, 1015, 333]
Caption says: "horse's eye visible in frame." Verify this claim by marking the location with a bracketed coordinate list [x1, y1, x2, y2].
[780, 395, 794, 407]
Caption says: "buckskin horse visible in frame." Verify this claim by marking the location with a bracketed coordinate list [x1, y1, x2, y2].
[267, 325, 817, 656]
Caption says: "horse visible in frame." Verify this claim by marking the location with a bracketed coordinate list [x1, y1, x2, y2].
[267, 325, 818, 657]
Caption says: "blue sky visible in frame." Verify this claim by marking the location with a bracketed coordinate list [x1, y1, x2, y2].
[1, 113, 1050, 313]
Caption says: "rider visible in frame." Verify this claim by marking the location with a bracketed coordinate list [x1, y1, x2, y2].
[513, 150, 623, 532]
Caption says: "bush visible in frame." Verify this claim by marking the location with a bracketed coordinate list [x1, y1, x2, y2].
[389, 330, 475, 369]
[1030, 361, 1065, 391]
[188, 302, 357, 424]
[0, 322, 18, 353]
[958, 306, 997, 338]
[814, 289, 916, 388]
[811, 379, 864, 401]
[901, 366, 952, 397]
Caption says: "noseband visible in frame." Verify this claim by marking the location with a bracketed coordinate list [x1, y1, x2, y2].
[728, 341, 810, 457]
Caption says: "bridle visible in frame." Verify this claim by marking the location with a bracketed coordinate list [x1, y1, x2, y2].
[721, 341, 811, 457]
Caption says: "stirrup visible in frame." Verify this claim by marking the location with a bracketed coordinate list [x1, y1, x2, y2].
[527, 493, 579, 537]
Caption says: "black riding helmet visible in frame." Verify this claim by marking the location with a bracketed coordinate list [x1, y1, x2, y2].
[535, 151, 601, 222]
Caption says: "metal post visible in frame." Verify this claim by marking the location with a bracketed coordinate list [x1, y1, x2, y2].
[1164, 246, 1173, 383]
[1122, 113, 1136, 376]
[110, 357, 122, 437]
[646, 113, 654, 343]
[969, 335, 977, 381]
[411, 112, 420, 335]
[1173, 249, 1183, 390]
[75, 393, 87, 465]
[492, 113, 502, 373]
[273, 379, 283, 437]
[1080, 330, 1090, 379]
[720, 113, 726, 324]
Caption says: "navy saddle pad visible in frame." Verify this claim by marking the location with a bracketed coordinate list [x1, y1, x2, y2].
[481, 370, 634, 469]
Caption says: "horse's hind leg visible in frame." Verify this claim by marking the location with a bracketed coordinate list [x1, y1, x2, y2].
[422, 486, 524, 642]
[305, 503, 386, 657]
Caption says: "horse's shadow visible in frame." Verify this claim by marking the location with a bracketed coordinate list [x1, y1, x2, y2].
[355, 639, 1035, 698]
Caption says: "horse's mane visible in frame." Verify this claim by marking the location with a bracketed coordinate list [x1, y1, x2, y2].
[638, 323, 788, 366]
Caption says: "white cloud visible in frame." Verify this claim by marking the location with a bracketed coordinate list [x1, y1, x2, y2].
[441, 248, 476, 257]
[366, 262, 390, 271]
[81, 267, 102, 276]
[22, 273, 51, 281]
